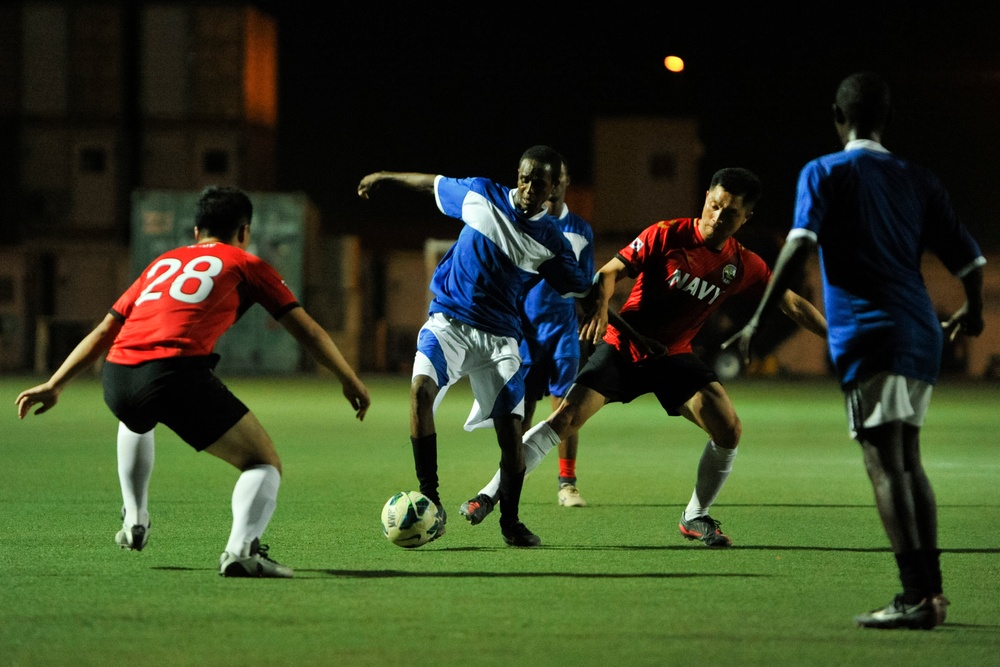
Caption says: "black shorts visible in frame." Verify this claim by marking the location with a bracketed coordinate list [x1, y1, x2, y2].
[102, 355, 249, 451]
[574, 342, 718, 416]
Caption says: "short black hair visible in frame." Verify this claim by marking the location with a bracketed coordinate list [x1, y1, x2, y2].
[195, 186, 253, 239]
[519, 145, 564, 179]
[709, 168, 762, 209]
[835, 71, 891, 134]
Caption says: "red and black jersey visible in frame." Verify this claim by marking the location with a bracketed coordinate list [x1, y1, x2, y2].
[106, 242, 299, 366]
[607, 218, 771, 361]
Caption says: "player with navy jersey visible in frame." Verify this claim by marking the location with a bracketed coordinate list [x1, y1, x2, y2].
[460, 161, 594, 520]
[727, 72, 985, 629]
[16, 186, 371, 578]
[357, 145, 592, 547]
[468, 168, 826, 546]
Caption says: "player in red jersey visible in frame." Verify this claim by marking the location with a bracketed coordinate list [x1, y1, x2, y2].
[15, 186, 371, 578]
[472, 168, 827, 545]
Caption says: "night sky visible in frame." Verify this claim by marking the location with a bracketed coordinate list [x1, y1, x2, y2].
[252, 2, 1000, 250]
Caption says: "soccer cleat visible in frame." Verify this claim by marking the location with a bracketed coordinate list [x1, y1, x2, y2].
[854, 594, 937, 630]
[219, 538, 294, 578]
[115, 523, 149, 551]
[428, 504, 447, 542]
[931, 594, 950, 626]
[678, 512, 732, 548]
[460, 493, 495, 525]
[501, 522, 542, 547]
[115, 507, 150, 551]
[557, 483, 587, 507]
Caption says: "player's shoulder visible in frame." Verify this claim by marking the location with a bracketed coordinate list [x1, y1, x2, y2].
[651, 217, 690, 232]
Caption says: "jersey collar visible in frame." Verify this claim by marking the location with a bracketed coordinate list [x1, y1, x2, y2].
[844, 139, 890, 153]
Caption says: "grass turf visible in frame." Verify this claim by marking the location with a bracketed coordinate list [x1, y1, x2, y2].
[3, 373, 998, 666]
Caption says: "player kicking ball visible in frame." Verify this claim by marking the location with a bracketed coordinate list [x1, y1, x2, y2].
[463, 168, 827, 548]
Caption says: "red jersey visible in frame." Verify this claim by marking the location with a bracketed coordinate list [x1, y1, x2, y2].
[106, 242, 299, 366]
[607, 218, 771, 361]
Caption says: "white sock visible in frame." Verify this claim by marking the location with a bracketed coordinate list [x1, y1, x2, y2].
[478, 422, 561, 499]
[117, 423, 154, 527]
[684, 440, 737, 521]
[225, 464, 280, 556]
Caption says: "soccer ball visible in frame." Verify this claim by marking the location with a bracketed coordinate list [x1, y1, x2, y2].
[380, 491, 440, 548]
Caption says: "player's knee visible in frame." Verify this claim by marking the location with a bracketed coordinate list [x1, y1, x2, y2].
[410, 376, 438, 408]
[712, 416, 742, 449]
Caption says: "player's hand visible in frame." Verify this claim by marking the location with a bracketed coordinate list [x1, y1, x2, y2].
[342, 379, 371, 421]
[356, 173, 381, 200]
[941, 302, 984, 342]
[578, 306, 609, 347]
[15, 384, 61, 419]
[721, 319, 759, 366]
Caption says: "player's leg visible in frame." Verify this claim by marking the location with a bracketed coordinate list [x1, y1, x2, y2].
[492, 413, 540, 546]
[554, 393, 587, 507]
[409, 315, 458, 518]
[854, 422, 938, 628]
[676, 381, 740, 548]
[202, 411, 291, 578]
[116, 422, 154, 550]
[849, 374, 940, 628]
[902, 424, 945, 620]
[463, 381, 604, 525]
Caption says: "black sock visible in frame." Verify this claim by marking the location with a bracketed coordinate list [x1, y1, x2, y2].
[895, 551, 929, 603]
[410, 434, 440, 506]
[497, 465, 525, 530]
[558, 476, 576, 486]
[922, 548, 943, 595]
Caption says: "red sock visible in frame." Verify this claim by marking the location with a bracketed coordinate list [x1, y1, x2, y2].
[558, 458, 576, 480]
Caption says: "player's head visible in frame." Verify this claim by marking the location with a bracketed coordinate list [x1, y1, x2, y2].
[515, 145, 564, 216]
[195, 186, 253, 242]
[547, 158, 571, 208]
[700, 168, 761, 248]
[833, 71, 892, 138]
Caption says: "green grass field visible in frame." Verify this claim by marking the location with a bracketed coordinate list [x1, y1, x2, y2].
[3, 373, 998, 666]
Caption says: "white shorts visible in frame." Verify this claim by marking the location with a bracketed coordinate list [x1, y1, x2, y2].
[845, 372, 933, 441]
[412, 313, 525, 431]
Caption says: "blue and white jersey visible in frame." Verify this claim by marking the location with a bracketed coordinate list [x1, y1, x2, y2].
[430, 176, 592, 339]
[790, 139, 986, 386]
[520, 203, 595, 362]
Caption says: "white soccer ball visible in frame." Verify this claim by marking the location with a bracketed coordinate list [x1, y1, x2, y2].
[380, 491, 440, 548]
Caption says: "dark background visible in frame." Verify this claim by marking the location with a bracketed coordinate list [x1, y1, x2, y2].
[251, 2, 1000, 250]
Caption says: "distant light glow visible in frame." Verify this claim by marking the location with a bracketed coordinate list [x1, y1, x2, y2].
[663, 55, 684, 73]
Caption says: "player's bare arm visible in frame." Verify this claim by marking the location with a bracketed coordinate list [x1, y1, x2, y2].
[357, 172, 436, 199]
[722, 235, 815, 363]
[577, 258, 622, 346]
[15, 313, 122, 419]
[279, 307, 371, 421]
[778, 289, 828, 338]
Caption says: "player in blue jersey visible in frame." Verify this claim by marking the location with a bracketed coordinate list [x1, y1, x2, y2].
[357, 146, 592, 547]
[460, 160, 595, 521]
[725, 72, 985, 630]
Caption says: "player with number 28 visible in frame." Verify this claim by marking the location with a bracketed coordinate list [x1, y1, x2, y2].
[15, 186, 371, 579]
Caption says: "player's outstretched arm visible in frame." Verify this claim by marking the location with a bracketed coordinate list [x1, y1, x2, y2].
[356, 172, 436, 199]
[578, 258, 624, 346]
[279, 306, 371, 421]
[778, 289, 827, 338]
[723, 235, 815, 364]
[15, 313, 122, 419]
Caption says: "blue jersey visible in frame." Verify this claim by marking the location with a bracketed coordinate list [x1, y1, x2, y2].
[430, 176, 592, 339]
[791, 140, 986, 386]
[520, 203, 595, 363]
